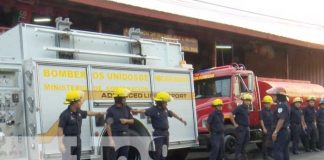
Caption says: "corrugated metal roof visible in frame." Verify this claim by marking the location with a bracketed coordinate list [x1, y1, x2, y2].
[110, 0, 324, 44]
[69, 0, 324, 50]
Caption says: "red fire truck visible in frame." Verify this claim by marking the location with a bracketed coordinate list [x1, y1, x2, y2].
[194, 64, 324, 154]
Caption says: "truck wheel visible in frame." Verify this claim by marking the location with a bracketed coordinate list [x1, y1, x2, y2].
[101, 130, 143, 160]
[224, 124, 238, 159]
[128, 130, 142, 160]
[128, 146, 141, 160]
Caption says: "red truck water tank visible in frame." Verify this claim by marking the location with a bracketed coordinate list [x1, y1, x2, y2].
[258, 77, 324, 105]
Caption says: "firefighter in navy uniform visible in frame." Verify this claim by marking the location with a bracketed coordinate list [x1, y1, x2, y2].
[316, 98, 324, 150]
[290, 97, 306, 155]
[132, 92, 187, 160]
[267, 87, 290, 160]
[207, 99, 225, 160]
[230, 93, 252, 160]
[259, 95, 274, 160]
[302, 96, 320, 152]
[105, 87, 135, 160]
[58, 90, 105, 160]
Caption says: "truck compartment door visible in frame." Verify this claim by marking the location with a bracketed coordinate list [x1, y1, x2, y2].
[36, 65, 92, 155]
[153, 71, 197, 145]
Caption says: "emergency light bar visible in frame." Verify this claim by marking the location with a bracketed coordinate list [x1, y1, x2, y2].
[44, 47, 161, 60]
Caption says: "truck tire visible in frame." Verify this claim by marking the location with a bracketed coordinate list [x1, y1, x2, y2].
[101, 130, 143, 160]
[128, 130, 142, 160]
[224, 124, 238, 159]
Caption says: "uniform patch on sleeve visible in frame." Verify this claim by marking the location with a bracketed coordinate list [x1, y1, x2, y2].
[278, 108, 283, 113]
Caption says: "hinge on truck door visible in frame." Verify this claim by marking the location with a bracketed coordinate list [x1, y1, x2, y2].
[128, 28, 146, 65]
[24, 70, 33, 86]
[55, 17, 74, 59]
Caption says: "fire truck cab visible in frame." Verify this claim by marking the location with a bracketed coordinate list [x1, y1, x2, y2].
[194, 63, 324, 154]
[194, 64, 261, 153]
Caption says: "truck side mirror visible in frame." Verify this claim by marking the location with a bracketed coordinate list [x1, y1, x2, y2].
[233, 76, 240, 97]
[248, 74, 255, 92]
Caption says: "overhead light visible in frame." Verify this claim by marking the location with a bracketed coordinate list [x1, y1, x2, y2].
[216, 45, 232, 49]
[33, 17, 51, 23]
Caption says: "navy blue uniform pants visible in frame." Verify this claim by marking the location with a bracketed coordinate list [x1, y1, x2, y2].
[317, 123, 324, 149]
[62, 136, 81, 160]
[262, 126, 273, 157]
[235, 126, 250, 160]
[301, 123, 318, 150]
[273, 128, 289, 160]
[290, 124, 302, 152]
[153, 131, 169, 160]
[209, 133, 224, 160]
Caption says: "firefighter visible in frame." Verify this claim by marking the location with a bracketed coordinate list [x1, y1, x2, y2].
[132, 92, 187, 160]
[105, 87, 135, 160]
[207, 99, 225, 160]
[301, 96, 320, 152]
[290, 97, 306, 155]
[316, 98, 324, 150]
[267, 87, 290, 160]
[260, 95, 274, 160]
[230, 93, 252, 160]
[58, 90, 105, 160]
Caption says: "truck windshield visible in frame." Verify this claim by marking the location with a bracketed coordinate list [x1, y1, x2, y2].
[194, 77, 231, 99]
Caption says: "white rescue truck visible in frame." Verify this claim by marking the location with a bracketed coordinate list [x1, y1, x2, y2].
[0, 18, 198, 160]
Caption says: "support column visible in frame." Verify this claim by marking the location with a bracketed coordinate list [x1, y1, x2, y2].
[97, 19, 103, 33]
[211, 41, 217, 67]
[286, 50, 289, 79]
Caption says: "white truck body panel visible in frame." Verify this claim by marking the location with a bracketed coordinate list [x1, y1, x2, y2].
[0, 23, 198, 159]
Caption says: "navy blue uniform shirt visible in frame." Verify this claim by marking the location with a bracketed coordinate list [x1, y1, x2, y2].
[274, 102, 290, 129]
[106, 105, 133, 132]
[233, 104, 249, 127]
[207, 110, 224, 134]
[290, 106, 303, 124]
[145, 106, 173, 131]
[316, 108, 324, 124]
[260, 107, 274, 128]
[59, 107, 88, 136]
[303, 106, 316, 124]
